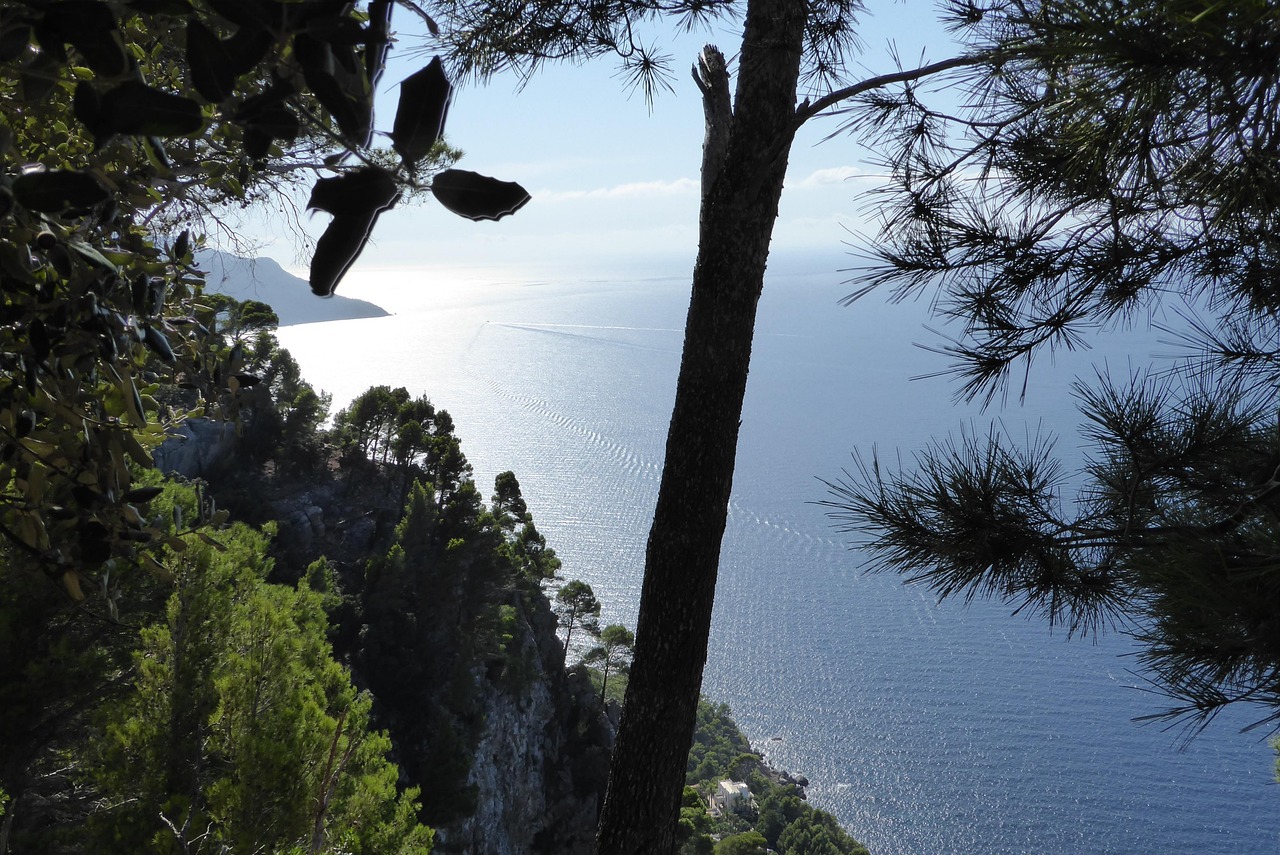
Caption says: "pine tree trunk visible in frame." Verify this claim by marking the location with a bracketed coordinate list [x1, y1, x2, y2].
[593, 0, 808, 851]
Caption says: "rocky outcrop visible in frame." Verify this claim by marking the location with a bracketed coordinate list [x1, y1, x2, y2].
[217, 463, 612, 852]
[439, 589, 613, 855]
[190, 443, 614, 854]
[153, 418, 239, 479]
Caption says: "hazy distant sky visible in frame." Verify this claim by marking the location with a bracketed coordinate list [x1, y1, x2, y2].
[230, 1, 962, 280]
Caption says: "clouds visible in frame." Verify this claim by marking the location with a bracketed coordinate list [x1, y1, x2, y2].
[535, 165, 869, 203]
[536, 177, 699, 203]
[791, 165, 869, 189]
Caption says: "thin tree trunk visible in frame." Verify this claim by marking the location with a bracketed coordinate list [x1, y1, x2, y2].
[593, 0, 808, 850]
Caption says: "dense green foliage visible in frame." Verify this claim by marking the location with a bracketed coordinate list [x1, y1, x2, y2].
[0, 0, 521, 625]
[347, 386, 575, 827]
[0, 1, 344, 592]
[680, 701, 869, 855]
[0, 467, 435, 852]
[0, 357, 624, 852]
[687, 701, 755, 785]
[714, 831, 769, 855]
[0, 3, 568, 851]
[89, 509, 432, 854]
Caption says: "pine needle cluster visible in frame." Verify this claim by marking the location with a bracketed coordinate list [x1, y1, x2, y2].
[827, 0, 1280, 732]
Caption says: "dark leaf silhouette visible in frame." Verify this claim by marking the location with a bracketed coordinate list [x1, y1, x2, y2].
[223, 26, 272, 75]
[432, 169, 531, 222]
[121, 486, 164, 503]
[365, 0, 392, 86]
[233, 89, 299, 160]
[0, 23, 32, 63]
[186, 19, 236, 102]
[308, 168, 399, 296]
[73, 81, 104, 140]
[13, 168, 110, 212]
[307, 168, 398, 217]
[38, 0, 129, 77]
[98, 81, 203, 137]
[126, 0, 197, 14]
[143, 325, 175, 364]
[295, 34, 370, 144]
[206, 0, 283, 31]
[392, 58, 451, 166]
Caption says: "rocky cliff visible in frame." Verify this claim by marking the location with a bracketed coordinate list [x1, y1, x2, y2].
[440, 591, 612, 855]
[201, 449, 613, 855]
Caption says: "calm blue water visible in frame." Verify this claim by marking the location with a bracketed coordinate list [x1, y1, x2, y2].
[276, 262, 1279, 854]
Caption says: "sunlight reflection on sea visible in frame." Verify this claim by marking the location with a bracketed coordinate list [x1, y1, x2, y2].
[278, 262, 1279, 855]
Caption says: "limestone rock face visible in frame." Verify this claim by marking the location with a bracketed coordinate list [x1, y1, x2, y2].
[154, 433, 613, 851]
[153, 418, 239, 479]
[434, 587, 613, 855]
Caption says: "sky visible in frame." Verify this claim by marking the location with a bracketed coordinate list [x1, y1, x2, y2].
[225, 0, 966, 281]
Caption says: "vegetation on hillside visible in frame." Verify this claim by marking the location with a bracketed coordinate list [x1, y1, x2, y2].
[0, 283, 612, 853]
[88, 500, 432, 855]
[0, 465, 435, 851]
[678, 702, 870, 855]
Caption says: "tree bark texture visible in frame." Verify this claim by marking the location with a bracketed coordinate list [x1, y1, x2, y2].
[593, 0, 809, 851]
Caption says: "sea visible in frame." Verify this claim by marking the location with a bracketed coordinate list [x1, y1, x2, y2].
[274, 257, 1279, 854]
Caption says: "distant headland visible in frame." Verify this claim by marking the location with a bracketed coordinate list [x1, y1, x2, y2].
[197, 249, 390, 326]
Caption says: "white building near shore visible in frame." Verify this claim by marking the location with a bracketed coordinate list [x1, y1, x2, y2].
[708, 780, 752, 817]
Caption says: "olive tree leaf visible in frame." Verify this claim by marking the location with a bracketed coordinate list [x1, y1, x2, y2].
[206, 0, 284, 30]
[365, 0, 393, 85]
[98, 81, 203, 137]
[233, 89, 300, 161]
[307, 168, 399, 296]
[431, 169, 531, 221]
[38, 0, 129, 77]
[224, 26, 272, 75]
[294, 34, 371, 144]
[13, 168, 110, 212]
[186, 19, 236, 102]
[392, 58, 451, 166]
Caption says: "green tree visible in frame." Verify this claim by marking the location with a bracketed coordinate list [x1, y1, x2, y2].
[714, 830, 769, 855]
[359, 472, 529, 826]
[205, 294, 280, 344]
[776, 812, 867, 855]
[490, 472, 561, 580]
[492, 470, 530, 528]
[336, 385, 406, 463]
[555, 579, 602, 657]
[756, 789, 804, 850]
[819, 0, 1280, 731]
[234, 328, 332, 473]
[423, 410, 473, 506]
[585, 623, 635, 704]
[91, 515, 432, 853]
[510, 518, 561, 580]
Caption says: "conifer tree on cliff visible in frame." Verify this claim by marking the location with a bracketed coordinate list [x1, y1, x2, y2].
[423, 1, 995, 850]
